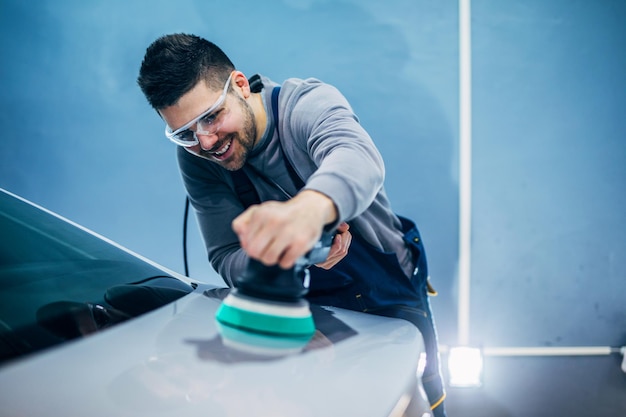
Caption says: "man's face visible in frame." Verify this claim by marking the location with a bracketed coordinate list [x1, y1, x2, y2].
[159, 76, 257, 171]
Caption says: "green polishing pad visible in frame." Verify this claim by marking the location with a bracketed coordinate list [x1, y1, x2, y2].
[216, 322, 312, 356]
[216, 291, 315, 337]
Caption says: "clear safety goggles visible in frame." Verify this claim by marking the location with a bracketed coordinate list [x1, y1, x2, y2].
[164, 72, 233, 147]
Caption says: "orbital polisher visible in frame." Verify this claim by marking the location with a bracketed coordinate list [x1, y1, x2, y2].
[215, 233, 334, 338]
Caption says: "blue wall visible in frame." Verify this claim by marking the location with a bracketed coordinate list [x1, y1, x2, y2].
[471, 0, 626, 351]
[1, 1, 625, 415]
[464, 1, 626, 414]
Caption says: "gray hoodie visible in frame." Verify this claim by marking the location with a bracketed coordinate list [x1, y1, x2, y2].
[177, 75, 413, 286]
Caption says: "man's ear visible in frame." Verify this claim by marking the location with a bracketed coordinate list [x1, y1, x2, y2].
[232, 71, 251, 98]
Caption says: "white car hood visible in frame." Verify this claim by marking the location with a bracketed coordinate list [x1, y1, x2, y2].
[0, 286, 426, 417]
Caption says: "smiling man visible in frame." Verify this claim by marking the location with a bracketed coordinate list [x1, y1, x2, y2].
[137, 33, 447, 416]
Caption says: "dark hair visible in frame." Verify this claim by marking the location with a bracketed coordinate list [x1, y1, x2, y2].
[137, 33, 235, 109]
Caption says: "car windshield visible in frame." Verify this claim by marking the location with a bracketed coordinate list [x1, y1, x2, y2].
[0, 190, 193, 365]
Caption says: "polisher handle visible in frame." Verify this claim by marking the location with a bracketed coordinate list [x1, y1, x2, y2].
[234, 232, 335, 302]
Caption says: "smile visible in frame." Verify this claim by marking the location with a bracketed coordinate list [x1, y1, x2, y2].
[210, 138, 232, 157]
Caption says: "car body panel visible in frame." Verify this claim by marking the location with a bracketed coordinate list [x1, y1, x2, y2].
[0, 188, 430, 416]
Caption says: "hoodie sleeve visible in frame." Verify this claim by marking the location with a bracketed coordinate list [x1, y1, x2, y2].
[279, 78, 385, 226]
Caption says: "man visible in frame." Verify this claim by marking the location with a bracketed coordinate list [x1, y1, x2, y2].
[138, 33, 446, 416]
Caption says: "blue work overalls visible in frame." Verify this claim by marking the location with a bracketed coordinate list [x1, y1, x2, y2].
[306, 217, 446, 417]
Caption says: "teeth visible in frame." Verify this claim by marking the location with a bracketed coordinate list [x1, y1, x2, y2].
[213, 140, 231, 156]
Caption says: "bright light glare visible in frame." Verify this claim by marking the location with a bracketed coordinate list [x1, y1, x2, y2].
[448, 346, 483, 387]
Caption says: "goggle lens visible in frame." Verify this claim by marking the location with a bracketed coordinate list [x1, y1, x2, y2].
[164, 72, 233, 147]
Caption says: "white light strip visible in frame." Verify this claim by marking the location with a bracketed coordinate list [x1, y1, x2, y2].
[482, 346, 618, 357]
[458, 0, 473, 346]
[440, 345, 623, 356]
[446, 345, 626, 388]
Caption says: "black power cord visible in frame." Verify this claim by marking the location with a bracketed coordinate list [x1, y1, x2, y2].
[183, 197, 190, 277]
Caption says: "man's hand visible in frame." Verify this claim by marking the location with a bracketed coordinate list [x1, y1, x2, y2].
[315, 222, 351, 270]
[232, 190, 337, 269]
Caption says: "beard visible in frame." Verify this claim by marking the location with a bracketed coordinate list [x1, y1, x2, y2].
[196, 94, 257, 171]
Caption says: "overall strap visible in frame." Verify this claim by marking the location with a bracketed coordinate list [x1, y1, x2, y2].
[231, 85, 303, 208]
[271, 86, 304, 189]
